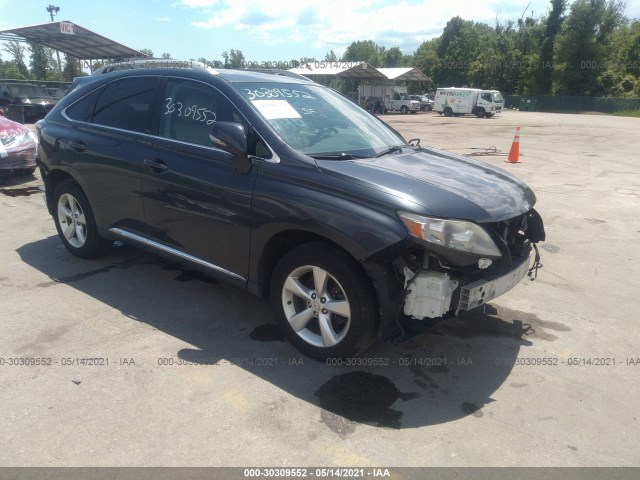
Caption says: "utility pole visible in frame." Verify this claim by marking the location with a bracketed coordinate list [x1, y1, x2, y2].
[46, 4, 63, 80]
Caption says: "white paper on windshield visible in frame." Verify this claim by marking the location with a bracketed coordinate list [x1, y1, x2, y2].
[252, 100, 301, 120]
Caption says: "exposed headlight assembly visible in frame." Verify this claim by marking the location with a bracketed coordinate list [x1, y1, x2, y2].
[399, 212, 501, 257]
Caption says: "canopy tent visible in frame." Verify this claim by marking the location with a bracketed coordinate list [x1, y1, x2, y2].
[289, 62, 431, 83]
[288, 62, 432, 102]
[0, 21, 147, 60]
[376, 67, 431, 83]
[290, 61, 387, 81]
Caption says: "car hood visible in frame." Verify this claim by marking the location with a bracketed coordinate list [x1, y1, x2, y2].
[316, 146, 536, 222]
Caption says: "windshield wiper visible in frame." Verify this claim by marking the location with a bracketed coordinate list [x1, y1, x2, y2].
[309, 153, 365, 160]
[374, 145, 405, 157]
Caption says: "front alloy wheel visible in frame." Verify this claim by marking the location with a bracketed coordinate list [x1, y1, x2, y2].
[282, 265, 351, 348]
[271, 242, 378, 360]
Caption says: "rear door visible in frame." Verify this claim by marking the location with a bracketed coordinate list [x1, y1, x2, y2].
[58, 76, 161, 236]
[141, 77, 257, 284]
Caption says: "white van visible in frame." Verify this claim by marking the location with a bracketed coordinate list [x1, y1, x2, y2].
[434, 88, 503, 118]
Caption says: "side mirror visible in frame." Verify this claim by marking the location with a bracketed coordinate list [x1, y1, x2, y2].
[209, 122, 251, 174]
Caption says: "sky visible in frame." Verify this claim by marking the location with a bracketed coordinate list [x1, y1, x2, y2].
[1, 0, 639, 65]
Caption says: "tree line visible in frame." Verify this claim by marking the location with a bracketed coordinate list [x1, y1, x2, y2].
[1, 0, 638, 97]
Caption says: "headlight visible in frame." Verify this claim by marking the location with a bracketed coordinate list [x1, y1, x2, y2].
[399, 212, 502, 257]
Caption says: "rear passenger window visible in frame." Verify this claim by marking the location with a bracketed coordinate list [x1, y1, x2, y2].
[65, 86, 104, 122]
[93, 77, 160, 133]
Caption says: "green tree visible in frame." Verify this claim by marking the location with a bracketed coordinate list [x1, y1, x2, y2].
[28, 41, 49, 80]
[62, 54, 82, 81]
[383, 47, 403, 67]
[324, 50, 338, 62]
[342, 40, 382, 65]
[434, 17, 484, 86]
[413, 38, 439, 79]
[553, 0, 626, 95]
[2, 41, 28, 78]
[139, 48, 154, 57]
[601, 20, 640, 96]
[222, 49, 245, 68]
[537, 0, 567, 93]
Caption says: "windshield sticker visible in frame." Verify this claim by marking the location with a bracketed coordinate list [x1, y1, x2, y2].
[252, 100, 301, 120]
[242, 88, 315, 101]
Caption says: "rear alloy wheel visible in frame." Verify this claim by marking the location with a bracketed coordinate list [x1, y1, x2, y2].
[271, 242, 377, 360]
[53, 179, 112, 258]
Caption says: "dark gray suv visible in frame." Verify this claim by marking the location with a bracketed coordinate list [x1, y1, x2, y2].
[36, 65, 544, 359]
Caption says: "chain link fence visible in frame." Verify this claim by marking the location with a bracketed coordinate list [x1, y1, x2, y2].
[504, 95, 640, 113]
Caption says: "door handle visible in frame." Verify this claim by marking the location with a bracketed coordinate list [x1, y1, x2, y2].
[69, 140, 86, 152]
[143, 158, 168, 172]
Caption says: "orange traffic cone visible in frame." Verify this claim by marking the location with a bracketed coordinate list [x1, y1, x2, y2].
[506, 126, 521, 163]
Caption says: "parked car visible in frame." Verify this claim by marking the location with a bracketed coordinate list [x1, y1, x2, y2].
[0, 115, 38, 175]
[44, 87, 68, 100]
[0, 83, 58, 123]
[36, 66, 545, 360]
[410, 94, 434, 111]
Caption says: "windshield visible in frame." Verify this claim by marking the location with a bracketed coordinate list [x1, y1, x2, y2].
[493, 92, 504, 103]
[234, 82, 407, 157]
[6, 84, 51, 98]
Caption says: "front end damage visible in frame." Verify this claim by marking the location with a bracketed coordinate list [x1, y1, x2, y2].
[364, 209, 545, 340]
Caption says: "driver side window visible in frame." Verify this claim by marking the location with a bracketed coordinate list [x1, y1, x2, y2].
[159, 79, 238, 148]
[159, 79, 271, 158]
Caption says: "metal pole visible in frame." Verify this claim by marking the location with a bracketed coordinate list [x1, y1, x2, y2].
[46, 5, 63, 80]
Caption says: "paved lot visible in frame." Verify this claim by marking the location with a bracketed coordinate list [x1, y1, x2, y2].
[1, 111, 639, 467]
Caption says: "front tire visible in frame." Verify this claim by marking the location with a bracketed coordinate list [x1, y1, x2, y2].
[476, 108, 485, 118]
[53, 179, 112, 258]
[270, 242, 378, 360]
[400, 105, 409, 114]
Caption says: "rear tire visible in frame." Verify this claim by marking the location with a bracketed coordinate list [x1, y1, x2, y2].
[444, 107, 453, 117]
[53, 179, 112, 258]
[270, 242, 378, 360]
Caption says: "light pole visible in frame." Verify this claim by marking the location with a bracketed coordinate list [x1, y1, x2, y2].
[46, 5, 63, 80]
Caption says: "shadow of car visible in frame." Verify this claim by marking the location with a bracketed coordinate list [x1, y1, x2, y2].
[15, 235, 539, 431]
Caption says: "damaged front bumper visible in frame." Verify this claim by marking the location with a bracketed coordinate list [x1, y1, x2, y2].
[364, 209, 545, 340]
[457, 252, 530, 313]
[403, 250, 531, 320]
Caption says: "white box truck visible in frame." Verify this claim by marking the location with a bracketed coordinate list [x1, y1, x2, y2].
[434, 87, 504, 118]
[358, 85, 420, 114]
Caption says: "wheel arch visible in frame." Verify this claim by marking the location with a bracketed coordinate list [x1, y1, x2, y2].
[42, 168, 77, 216]
[251, 229, 376, 299]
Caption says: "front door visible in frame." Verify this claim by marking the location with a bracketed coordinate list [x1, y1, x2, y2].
[141, 78, 257, 283]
